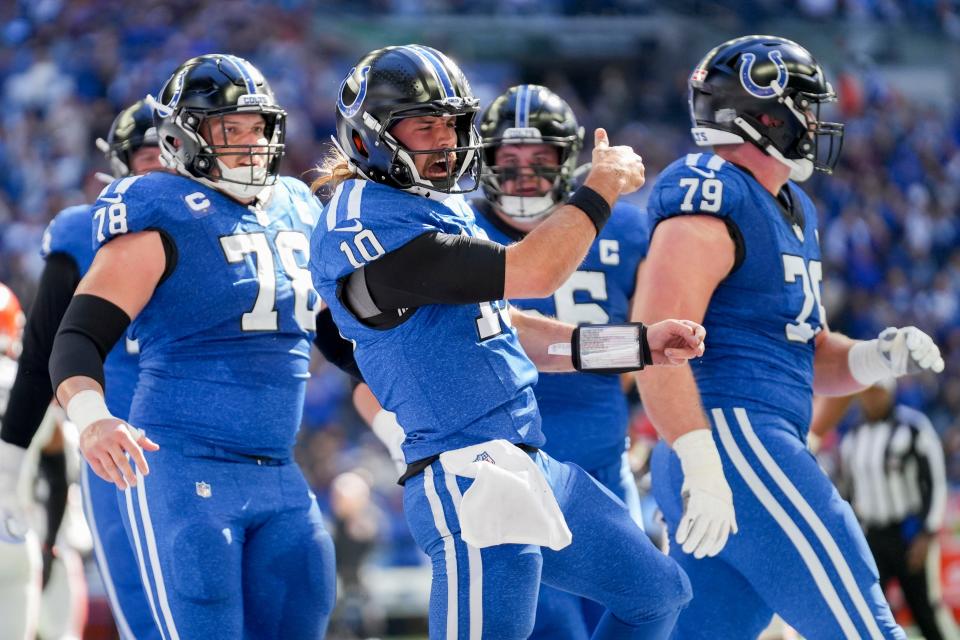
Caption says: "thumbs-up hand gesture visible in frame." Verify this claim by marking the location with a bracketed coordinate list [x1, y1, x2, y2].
[584, 128, 646, 205]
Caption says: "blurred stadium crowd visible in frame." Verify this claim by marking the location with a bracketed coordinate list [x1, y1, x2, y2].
[0, 0, 958, 634]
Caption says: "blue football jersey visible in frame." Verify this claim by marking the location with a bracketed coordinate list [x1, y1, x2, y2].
[42, 204, 139, 419]
[649, 152, 825, 431]
[310, 179, 541, 463]
[473, 202, 648, 471]
[93, 172, 322, 457]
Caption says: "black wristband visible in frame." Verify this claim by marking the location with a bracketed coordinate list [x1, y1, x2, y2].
[640, 323, 653, 366]
[567, 186, 612, 235]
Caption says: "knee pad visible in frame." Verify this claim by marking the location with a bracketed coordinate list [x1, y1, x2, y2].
[171, 523, 238, 604]
[613, 559, 692, 624]
[664, 559, 693, 611]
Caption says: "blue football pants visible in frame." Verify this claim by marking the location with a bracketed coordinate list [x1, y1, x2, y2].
[117, 438, 336, 639]
[404, 448, 691, 640]
[530, 451, 644, 640]
[81, 461, 162, 639]
[651, 406, 906, 640]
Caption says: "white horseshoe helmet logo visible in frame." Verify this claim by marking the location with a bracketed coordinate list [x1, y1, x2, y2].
[739, 50, 789, 99]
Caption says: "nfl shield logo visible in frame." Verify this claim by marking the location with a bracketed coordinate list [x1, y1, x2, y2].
[473, 451, 495, 465]
[195, 481, 212, 498]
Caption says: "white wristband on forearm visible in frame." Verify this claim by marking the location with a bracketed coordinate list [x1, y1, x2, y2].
[65, 390, 113, 434]
[673, 428, 725, 482]
[847, 339, 890, 387]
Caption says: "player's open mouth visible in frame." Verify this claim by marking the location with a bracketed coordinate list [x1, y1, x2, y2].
[426, 158, 451, 178]
[512, 185, 544, 196]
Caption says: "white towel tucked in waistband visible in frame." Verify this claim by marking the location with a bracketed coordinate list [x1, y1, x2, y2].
[439, 439, 572, 551]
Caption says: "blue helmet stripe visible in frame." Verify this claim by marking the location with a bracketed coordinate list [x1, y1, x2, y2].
[223, 55, 257, 95]
[519, 84, 534, 128]
[514, 85, 525, 128]
[408, 45, 455, 99]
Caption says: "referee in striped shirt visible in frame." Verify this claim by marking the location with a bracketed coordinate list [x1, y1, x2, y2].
[835, 379, 958, 640]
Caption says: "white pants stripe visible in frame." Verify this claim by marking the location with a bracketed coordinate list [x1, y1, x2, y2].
[123, 480, 166, 640]
[123, 470, 181, 640]
[424, 465, 459, 639]
[712, 408, 860, 639]
[731, 408, 884, 638]
[443, 468, 483, 640]
[81, 465, 135, 640]
[134, 469, 181, 640]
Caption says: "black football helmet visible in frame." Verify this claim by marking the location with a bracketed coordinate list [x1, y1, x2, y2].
[334, 45, 481, 199]
[95, 100, 158, 178]
[689, 35, 844, 181]
[150, 54, 285, 200]
[479, 85, 584, 221]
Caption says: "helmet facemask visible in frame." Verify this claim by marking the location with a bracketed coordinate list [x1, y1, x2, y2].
[732, 85, 844, 182]
[149, 53, 287, 202]
[481, 137, 579, 222]
[157, 105, 285, 201]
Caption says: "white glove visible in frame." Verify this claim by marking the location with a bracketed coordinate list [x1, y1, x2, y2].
[673, 429, 738, 559]
[0, 440, 29, 543]
[370, 409, 407, 476]
[848, 326, 945, 387]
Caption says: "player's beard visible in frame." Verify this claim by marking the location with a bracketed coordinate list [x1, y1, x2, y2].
[421, 150, 458, 183]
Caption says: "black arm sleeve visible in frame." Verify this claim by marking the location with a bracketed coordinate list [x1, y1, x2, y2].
[361, 232, 506, 309]
[49, 294, 131, 392]
[313, 307, 364, 383]
[1, 254, 80, 448]
[38, 449, 67, 587]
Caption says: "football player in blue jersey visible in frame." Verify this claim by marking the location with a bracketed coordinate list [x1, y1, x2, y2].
[475, 84, 654, 640]
[635, 35, 945, 639]
[350, 84, 660, 639]
[0, 100, 163, 640]
[311, 45, 730, 640]
[48, 55, 335, 638]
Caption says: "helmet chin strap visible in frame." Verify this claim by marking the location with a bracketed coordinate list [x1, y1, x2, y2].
[499, 194, 556, 220]
[197, 160, 269, 201]
[733, 117, 814, 183]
